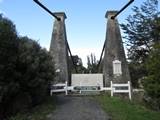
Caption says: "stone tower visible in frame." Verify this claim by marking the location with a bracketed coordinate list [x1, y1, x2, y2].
[49, 12, 69, 83]
[103, 11, 130, 87]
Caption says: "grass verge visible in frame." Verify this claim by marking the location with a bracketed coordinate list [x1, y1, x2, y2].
[96, 95, 160, 120]
[9, 96, 56, 120]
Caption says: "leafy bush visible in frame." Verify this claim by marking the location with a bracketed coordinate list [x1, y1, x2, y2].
[143, 44, 160, 110]
[0, 14, 19, 118]
[17, 37, 55, 106]
[0, 14, 55, 119]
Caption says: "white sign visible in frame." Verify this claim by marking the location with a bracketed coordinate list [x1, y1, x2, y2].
[71, 74, 103, 87]
[113, 60, 122, 75]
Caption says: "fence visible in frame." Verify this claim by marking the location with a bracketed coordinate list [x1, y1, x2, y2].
[50, 81, 68, 95]
[111, 81, 131, 100]
[50, 80, 132, 100]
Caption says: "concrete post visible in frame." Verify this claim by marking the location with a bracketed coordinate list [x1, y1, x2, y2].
[103, 11, 131, 87]
[49, 12, 69, 83]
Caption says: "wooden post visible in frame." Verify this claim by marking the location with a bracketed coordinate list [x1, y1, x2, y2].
[65, 81, 68, 95]
[79, 82, 82, 94]
[128, 81, 132, 100]
[111, 81, 113, 97]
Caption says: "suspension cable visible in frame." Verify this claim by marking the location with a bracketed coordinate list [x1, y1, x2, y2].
[111, 0, 134, 19]
[33, 0, 61, 21]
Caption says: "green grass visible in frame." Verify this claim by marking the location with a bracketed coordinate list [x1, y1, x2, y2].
[10, 96, 56, 120]
[96, 95, 160, 120]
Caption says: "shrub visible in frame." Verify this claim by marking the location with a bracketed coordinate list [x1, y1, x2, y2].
[0, 14, 55, 119]
[143, 43, 160, 110]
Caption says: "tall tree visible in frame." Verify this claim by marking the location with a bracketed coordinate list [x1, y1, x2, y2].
[69, 55, 87, 73]
[122, 0, 160, 62]
[87, 53, 98, 73]
[121, 0, 160, 87]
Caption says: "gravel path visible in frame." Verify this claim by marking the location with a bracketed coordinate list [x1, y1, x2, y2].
[47, 95, 110, 120]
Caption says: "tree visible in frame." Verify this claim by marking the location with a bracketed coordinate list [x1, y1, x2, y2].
[0, 14, 19, 118]
[69, 55, 87, 73]
[17, 37, 55, 105]
[121, 0, 160, 87]
[0, 15, 55, 118]
[121, 0, 160, 63]
[143, 44, 160, 110]
[87, 53, 98, 73]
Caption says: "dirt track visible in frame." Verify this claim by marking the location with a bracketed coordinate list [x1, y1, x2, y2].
[47, 95, 110, 120]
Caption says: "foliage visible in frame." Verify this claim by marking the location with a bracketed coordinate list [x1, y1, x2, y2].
[0, 15, 55, 119]
[143, 44, 160, 110]
[128, 62, 147, 88]
[69, 53, 100, 74]
[121, 0, 160, 87]
[0, 14, 19, 118]
[97, 95, 160, 120]
[121, 0, 160, 63]
[87, 53, 98, 73]
[17, 36, 55, 105]
[69, 55, 87, 73]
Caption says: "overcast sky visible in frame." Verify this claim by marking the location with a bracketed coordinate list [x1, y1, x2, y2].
[0, 0, 146, 66]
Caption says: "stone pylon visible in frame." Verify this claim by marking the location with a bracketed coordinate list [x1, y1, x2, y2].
[103, 11, 131, 87]
[49, 12, 69, 83]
